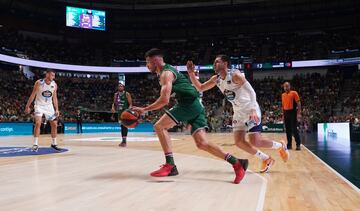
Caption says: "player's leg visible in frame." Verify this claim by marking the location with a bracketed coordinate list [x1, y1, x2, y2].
[119, 124, 128, 147]
[233, 130, 257, 154]
[232, 113, 270, 159]
[32, 115, 42, 152]
[189, 104, 248, 184]
[150, 113, 178, 177]
[247, 122, 289, 162]
[154, 114, 176, 157]
[192, 128, 228, 159]
[234, 108, 283, 154]
[248, 132, 289, 162]
[49, 120, 61, 151]
[191, 126, 247, 184]
[233, 130, 274, 173]
[43, 106, 61, 151]
[232, 111, 264, 155]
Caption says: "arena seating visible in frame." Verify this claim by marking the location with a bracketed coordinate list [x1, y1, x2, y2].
[1, 28, 359, 66]
[1, 65, 359, 131]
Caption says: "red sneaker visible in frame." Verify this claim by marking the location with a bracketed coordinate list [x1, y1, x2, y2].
[150, 164, 179, 177]
[233, 159, 247, 184]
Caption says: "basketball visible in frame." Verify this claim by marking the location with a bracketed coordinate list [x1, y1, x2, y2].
[120, 109, 140, 128]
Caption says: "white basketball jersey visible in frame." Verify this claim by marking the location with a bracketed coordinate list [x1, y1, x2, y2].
[216, 69, 261, 114]
[35, 79, 56, 106]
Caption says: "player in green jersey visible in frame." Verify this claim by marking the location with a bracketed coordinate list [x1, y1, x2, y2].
[112, 83, 133, 147]
[132, 48, 247, 184]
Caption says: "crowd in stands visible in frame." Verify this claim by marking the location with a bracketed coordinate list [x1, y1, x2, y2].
[0, 68, 33, 122]
[1, 65, 360, 132]
[1, 20, 360, 134]
[341, 71, 360, 116]
[217, 69, 360, 132]
[0, 67, 173, 124]
[1, 28, 359, 66]
[1, 65, 359, 132]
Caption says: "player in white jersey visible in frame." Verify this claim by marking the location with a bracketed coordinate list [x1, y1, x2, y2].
[25, 69, 61, 152]
[187, 55, 289, 173]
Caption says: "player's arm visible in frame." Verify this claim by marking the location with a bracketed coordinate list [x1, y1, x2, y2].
[25, 81, 39, 114]
[143, 71, 173, 112]
[111, 93, 116, 113]
[232, 70, 260, 123]
[53, 84, 59, 116]
[126, 92, 133, 108]
[186, 61, 216, 92]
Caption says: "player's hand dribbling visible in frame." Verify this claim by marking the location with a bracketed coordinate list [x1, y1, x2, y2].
[186, 60, 196, 74]
[249, 109, 260, 124]
[131, 106, 145, 114]
[25, 106, 31, 114]
[111, 108, 115, 113]
[55, 110, 60, 117]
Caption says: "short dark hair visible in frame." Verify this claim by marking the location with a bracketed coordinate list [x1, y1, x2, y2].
[145, 48, 163, 58]
[46, 69, 55, 73]
[283, 81, 290, 85]
[216, 54, 231, 67]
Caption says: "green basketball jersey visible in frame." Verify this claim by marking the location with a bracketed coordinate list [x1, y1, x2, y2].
[115, 91, 129, 112]
[160, 64, 199, 104]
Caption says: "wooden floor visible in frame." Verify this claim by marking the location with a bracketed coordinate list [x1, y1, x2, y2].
[0, 132, 359, 211]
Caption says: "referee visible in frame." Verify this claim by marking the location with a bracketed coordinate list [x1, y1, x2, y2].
[282, 82, 301, 150]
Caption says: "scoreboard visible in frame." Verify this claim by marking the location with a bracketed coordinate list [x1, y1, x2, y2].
[66, 6, 106, 31]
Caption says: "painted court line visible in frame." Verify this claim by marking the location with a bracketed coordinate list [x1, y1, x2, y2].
[303, 145, 360, 194]
[254, 171, 267, 211]
[69, 136, 179, 142]
[179, 153, 267, 211]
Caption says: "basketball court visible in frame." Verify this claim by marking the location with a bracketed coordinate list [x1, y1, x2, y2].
[0, 132, 359, 211]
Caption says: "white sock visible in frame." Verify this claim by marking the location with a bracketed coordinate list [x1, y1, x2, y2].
[52, 138, 57, 145]
[255, 150, 270, 160]
[34, 137, 38, 146]
[271, 141, 282, 149]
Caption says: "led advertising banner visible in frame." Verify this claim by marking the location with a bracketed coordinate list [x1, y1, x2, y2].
[0, 123, 33, 136]
[293, 57, 360, 68]
[1, 53, 360, 73]
[317, 123, 351, 147]
[64, 122, 154, 134]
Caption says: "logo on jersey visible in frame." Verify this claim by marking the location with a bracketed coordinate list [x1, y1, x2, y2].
[42, 90, 53, 98]
[216, 75, 221, 85]
[224, 89, 236, 101]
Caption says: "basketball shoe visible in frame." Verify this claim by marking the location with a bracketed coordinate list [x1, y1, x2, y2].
[260, 157, 275, 173]
[233, 159, 248, 184]
[278, 141, 290, 162]
[150, 164, 179, 177]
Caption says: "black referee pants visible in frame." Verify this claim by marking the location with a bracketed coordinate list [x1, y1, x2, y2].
[284, 110, 301, 148]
